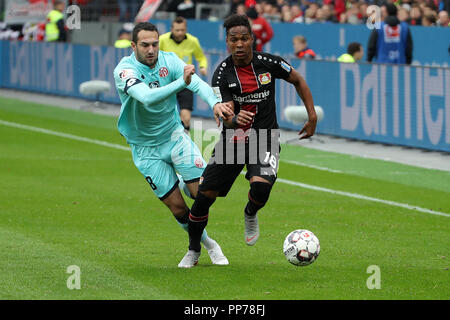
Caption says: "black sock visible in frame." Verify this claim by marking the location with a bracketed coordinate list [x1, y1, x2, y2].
[188, 193, 215, 252]
[175, 209, 190, 225]
[245, 200, 262, 216]
[188, 218, 208, 252]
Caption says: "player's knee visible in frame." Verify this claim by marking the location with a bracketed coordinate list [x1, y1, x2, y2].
[248, 181, 272, 207]
[190, 191, 216, 218]
[168, 200, 188, 217]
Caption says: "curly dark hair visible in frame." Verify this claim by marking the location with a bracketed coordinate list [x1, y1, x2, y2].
[223, 14, 252, 35]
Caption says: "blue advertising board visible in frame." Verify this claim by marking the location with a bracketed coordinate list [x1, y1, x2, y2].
[1, 40, 449, 152]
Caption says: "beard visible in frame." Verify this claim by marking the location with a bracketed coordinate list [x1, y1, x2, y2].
[136, 50, 157, 68]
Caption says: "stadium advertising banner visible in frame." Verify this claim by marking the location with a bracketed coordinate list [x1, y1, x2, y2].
[283, 59, 450, 152]
[0, 40, 449, 152]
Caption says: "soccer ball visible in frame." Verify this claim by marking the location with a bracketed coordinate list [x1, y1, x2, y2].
[283, 229, 320, 266]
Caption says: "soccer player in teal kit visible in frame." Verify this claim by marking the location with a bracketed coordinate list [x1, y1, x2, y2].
[114, 22, 233, 267]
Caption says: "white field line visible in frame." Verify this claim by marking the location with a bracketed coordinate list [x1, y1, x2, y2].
[275, 177, 450, 218]
[0, 119, 130, 151]
[1, 119, 449, 218]
[280, 159, 343, 173]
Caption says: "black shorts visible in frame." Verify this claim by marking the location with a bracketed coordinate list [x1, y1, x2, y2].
[198, 136, 280, 197]
[176, 88, 193, 111]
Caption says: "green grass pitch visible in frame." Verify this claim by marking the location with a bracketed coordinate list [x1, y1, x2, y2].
[0, 96, 449, 300]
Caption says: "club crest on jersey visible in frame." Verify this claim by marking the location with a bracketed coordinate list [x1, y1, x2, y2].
[258, 72, 271, 85]
[194, 157, 204, 168]
[159, 67, 169, 77]
[280, 61, 291, 73]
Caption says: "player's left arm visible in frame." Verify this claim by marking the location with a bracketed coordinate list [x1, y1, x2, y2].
[285, 68, 317, 140]
[170, 52, 213, 106]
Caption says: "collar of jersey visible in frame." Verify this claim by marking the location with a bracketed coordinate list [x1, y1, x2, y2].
[130, 52, 159, 75]
[170, 33, 187, 44]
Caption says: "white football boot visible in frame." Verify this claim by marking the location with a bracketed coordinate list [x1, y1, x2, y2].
[178, 250, 200, 268]
[204, 238, 229, 266]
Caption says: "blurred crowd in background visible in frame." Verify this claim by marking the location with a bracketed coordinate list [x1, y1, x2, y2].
[1, 0, 448, 26]
[0, 0, 447, 60]
[228, 0, 450, 26]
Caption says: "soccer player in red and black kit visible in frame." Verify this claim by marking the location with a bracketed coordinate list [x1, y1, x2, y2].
[178, 14, 317, 268]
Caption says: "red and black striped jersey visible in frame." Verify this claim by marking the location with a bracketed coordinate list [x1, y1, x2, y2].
[211, 52, 292, 135]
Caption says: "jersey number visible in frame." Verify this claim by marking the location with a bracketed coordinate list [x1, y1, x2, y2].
[264, 152, 278, 169]
[145, 176, 157, 190]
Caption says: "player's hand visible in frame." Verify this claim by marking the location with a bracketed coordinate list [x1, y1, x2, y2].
[199, 67, 207, 76]
[298, 117, 317, 140]
[183, 65, 195, 85]
[213, 102, 234, 127]
[232, 110, 255, 127]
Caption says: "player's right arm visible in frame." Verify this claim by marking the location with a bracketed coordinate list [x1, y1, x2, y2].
[285, 68, 317, 140]
[114, 65, 188, 106]
[211, 65, 252, 129]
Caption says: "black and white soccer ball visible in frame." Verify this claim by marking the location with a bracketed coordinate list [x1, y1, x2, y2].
[283, 229, 320, 266]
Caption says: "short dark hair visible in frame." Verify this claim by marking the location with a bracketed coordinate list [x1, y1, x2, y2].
[386, 3, 397, 16]
[132, 22, 159, 43]
[347, 42, 362, 55]
[173, 16, 186, 25]
[223, 14, 252, 35]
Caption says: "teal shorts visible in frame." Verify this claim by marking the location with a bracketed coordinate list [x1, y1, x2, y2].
[130, 128, 206, 200]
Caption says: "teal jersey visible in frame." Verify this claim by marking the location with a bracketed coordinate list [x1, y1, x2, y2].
[114, 51, 219, 146]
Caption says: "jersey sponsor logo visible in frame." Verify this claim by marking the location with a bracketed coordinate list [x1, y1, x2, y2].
[149, 81, 160, 88]
[258, 72, 271, 85]
[232, 90, 270, 104]
[228, 83, 237, 88]
[159, 67, 169, 77]
[280, 61, 291, 73]
[119, 69, 136, 81]
[383, 25, 401, 43]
